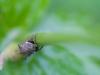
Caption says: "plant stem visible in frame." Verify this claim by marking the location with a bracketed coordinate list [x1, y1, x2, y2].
[0, 32, 99, 66]
[36, 32, 99, 45]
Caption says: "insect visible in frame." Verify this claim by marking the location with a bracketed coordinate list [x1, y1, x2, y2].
[18, 35, 43, 57]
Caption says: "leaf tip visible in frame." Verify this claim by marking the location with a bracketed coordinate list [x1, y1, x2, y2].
[0, 54, 4, 71]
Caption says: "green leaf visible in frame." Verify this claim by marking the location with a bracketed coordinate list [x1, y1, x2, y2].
[0, 0, 100, 75]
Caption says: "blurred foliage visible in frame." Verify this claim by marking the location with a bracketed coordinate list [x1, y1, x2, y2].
[0, 0, 100, 75]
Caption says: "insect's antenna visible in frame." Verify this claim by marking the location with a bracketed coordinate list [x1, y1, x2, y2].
[27, 33, 36, 44]
[32, 33, 37, 43]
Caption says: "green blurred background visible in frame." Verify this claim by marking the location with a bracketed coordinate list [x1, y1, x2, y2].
[0, 0, 100, 75]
